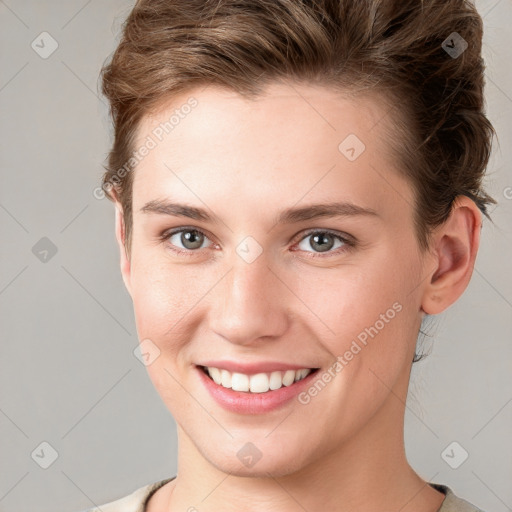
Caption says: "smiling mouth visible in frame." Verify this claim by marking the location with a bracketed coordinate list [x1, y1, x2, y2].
[198, 365, 320, 393]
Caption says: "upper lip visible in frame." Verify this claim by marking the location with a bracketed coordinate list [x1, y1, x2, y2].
[197, 360, 319, 374]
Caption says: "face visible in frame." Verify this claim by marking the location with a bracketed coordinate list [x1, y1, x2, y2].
[116, 81, 432, 478]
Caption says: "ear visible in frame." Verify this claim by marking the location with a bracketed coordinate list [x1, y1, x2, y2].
[421, 195, 482, 315]
[114, 201, 132, 298]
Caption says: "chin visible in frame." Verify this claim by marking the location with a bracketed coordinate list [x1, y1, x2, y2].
[203, 444, 313, 479]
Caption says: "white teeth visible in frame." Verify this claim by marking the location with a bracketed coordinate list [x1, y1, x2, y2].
[209, 367, 222, 385]
[220, 369, 232, 388]
[295, 368, 309, 381]
[249, 373, 269, 393]
[205, 367, 313, 393]
[282, 370, 296, 386]
[231, 372, 249, 392]
[269, 371, 282, 390]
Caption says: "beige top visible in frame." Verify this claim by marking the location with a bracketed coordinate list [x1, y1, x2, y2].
[80, 478, 486, 512]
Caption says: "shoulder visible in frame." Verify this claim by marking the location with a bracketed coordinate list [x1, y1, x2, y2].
[432, 483, 487, 512]
[75, 477, 175, 512]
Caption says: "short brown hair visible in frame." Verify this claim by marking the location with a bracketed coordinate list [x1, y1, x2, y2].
[100, 0, 496, 258]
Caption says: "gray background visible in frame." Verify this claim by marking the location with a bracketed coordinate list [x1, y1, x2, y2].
[0, 1, 510, 511]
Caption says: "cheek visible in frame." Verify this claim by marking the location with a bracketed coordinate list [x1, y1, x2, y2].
[309, 250, 419, 373]
[128, 253, 214, 369]
[131, 276, 175, 337]
[129, 249, 191, 329]
[129, 264, 184, 370]
[128, 259, 195, 412]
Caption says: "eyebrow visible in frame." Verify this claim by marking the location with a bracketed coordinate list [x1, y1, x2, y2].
[140, 199, 380, 224]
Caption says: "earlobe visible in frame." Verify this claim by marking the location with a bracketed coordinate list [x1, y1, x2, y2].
[420, 196, 482, 315]
[114, 203, 132, 297]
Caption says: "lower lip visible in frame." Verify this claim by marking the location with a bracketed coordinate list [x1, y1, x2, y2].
[196, 366, 319, 414]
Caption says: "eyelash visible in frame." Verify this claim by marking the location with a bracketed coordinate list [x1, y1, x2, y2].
[159, 226, 356, 258]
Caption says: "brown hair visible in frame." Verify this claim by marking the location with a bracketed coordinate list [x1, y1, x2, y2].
[100, 0, 496, 262]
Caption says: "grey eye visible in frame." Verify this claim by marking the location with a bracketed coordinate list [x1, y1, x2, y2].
[169, 229, 208, 250]
[297, 232, 345, 253]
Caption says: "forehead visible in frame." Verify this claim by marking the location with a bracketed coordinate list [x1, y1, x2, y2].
[139, 81, 389, 149]
[131, 81, 414, 224]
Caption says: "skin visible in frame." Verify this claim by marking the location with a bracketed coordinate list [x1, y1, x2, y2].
[112, 81, 481, 512]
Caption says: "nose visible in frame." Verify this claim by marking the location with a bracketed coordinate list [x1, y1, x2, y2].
[209, 251, 290, 346]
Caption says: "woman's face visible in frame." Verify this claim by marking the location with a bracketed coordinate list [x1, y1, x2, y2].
[117, 81, 432, 477]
